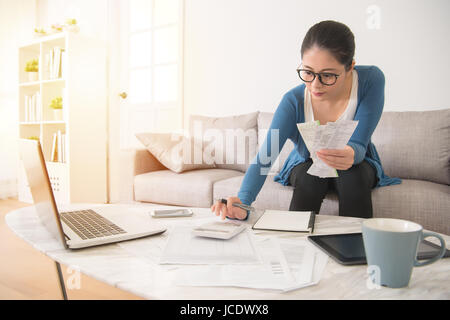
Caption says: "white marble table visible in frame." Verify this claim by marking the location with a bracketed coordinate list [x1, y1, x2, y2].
[5, 203, 450, 300]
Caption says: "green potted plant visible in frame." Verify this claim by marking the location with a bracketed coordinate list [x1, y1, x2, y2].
[49, 96, 63, 120]
[24, 58, 39, 82]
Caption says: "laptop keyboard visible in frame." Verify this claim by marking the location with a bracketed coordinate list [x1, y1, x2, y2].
[60, 209, 126, 240]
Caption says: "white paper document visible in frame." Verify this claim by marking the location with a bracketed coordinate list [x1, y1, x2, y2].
[297, 120, 358, 178]
[159, 226, 260, 265]
[279, 239, 327, 292]
[174, 237, 328, 292]
[252, 210, 313, 232]
[174, 238, 295, 290]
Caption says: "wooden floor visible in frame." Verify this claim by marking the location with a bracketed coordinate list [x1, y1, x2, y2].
[0, 198, 143, 300]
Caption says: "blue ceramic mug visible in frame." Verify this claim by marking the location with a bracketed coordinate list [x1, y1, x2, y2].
[362, 218, 446, 288]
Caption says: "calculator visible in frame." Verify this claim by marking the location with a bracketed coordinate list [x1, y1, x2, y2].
[192, 221, 247, 240]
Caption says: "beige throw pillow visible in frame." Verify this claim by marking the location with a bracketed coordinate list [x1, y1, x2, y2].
[189, 112, 259, 172]
[135, 132, 216, 173]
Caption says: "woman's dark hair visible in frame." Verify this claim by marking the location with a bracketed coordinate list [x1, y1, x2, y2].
[301, 20, 355, 71]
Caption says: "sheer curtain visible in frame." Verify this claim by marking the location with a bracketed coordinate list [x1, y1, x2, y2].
[0, 0, 36, 199]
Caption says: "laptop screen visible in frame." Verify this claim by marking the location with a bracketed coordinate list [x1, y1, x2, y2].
[19, 139, 68, 249]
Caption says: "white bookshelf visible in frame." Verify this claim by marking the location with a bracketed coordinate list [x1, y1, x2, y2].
[18, 32, 107, 204]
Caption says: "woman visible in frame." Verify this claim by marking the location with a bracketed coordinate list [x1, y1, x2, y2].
[211, 20, 401, 220]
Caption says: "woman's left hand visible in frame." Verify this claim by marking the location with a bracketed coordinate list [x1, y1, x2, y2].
[316, 145, 355, 171]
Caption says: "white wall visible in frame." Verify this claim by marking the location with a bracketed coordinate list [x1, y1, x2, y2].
[184, 0, 450, 126]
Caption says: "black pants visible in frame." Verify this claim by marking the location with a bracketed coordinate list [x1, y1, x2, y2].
[288, 159, 377, 218]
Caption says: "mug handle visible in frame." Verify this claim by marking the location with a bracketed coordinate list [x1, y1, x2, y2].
[414, 232, 447, 267]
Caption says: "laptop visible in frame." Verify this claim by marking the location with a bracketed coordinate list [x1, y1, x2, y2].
[19, 139, 166, 249]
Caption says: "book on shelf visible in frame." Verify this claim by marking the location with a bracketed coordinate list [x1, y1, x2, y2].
[54, 47, 61, 79]
[50, 130, 66, 163]
[63, 133, 67, 163]
[45, 46, 65, 80]
[57, 130, 62, 162]
[24, 92, 41, 122]
[51, 132, 58, 161]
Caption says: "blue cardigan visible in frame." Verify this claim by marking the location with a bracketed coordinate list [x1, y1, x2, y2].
[237, 65, 401, 207]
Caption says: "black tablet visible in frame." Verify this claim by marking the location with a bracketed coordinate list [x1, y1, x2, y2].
[307, 233, 450, 266]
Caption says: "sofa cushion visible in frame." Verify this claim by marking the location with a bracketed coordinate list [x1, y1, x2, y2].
[371, 179, 450, 235]
[318, 180, 450, 235]
[372, 109, 450, 185]
[257, 112, 295, 175]
[134, 169, 243, 207]
[135, 132, 215, 173]
[189, 112, 259, 173]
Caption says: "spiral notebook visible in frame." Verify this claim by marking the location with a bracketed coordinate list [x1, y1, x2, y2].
[252, 210, 316, 233]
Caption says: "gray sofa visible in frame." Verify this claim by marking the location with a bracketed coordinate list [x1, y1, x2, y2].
[133, 109, 450, 235]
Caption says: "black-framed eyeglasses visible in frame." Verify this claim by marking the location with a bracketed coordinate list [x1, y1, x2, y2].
[296, 68, 341, 86]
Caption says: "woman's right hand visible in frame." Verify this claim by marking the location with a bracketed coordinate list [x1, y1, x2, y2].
[211, 197, 248, 220]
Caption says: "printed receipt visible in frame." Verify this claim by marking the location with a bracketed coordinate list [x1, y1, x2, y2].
[297, 120, 358, 178]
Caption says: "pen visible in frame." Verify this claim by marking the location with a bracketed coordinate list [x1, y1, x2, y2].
[310, 211, 316, 234]
[216, 198, 256, 212]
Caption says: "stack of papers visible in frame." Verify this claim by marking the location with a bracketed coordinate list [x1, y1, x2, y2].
[158, 225, 328, 291]
[297, 120, 358, 178]
[173, 237, 328, 292]
[118, 217, 329, 292]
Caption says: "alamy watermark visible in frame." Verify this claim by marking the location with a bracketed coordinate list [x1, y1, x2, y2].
[169, 120, 282, 175]
[366, 4, 381, 30]
[366, 265, 381, 290]
[66, 265, 81, 290]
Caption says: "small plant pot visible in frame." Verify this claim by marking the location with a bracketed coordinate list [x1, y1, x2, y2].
[28, 72, 38, 82]
[53, 109, 63, 121]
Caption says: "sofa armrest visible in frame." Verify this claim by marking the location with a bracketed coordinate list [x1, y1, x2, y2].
[133, 148, 167, 176]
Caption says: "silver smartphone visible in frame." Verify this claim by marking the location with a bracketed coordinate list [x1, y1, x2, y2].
[150, 208, 194, 218]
